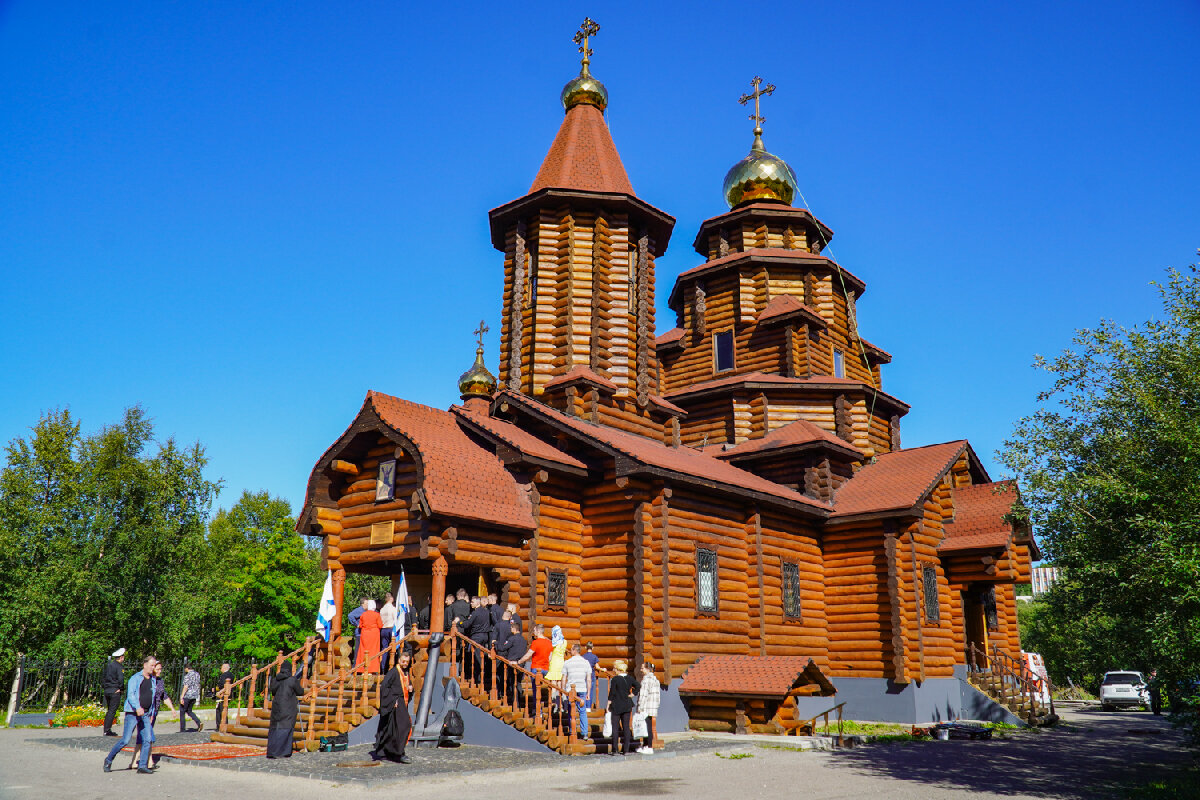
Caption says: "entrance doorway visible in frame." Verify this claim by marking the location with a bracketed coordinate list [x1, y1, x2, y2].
[962, 588, 988, 667]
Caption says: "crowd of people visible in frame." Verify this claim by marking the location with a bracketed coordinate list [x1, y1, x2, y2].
[97, 588, 664, 775]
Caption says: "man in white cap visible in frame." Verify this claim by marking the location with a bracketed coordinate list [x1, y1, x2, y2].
[101, 648, 126, 736]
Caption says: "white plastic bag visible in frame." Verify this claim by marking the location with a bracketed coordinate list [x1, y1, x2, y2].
[601, 710, 612, 738]
[632, 711, 648, 739]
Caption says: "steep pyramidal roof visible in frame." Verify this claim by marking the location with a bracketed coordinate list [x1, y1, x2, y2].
[529, 103, 634, 195]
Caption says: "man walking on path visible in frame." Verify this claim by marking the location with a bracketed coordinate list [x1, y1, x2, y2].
[179, 665, 203, 732]
[103, 655, 157, 774]
[101, 648, 126, 736]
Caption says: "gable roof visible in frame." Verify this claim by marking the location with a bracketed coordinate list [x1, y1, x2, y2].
[940, 480, 1018, 553]
[529, 103, 633, 195]
[678, 655, 835, 698]
[368, 392, 537, 531]
[655, 327, 685, 348]
[756, 294, 827, 328]
[831, 440, 978, 520]
[497, 390, 829, 515]
[452, 405, 588, 472]
[718, 419, 862, 461]
[301, 392, 536, 533]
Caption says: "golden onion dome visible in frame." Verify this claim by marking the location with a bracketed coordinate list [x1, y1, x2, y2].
[458, 345, 497, 399]
[561, 62, 608, 112]
[722, 131, 798, 209]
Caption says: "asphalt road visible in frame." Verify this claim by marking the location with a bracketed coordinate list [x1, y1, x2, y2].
[0, 707, 1190, 799]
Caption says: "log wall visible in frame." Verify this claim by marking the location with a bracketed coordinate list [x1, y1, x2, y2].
[822, 522, 895, 679]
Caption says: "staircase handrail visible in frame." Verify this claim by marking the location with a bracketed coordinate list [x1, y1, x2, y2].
[966, 642, 1054, 722]
[449, 628, 582, 754]
[217, 637, 316, 734]
[299, 629, 419, 749]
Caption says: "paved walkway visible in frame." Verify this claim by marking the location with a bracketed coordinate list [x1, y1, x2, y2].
[1, 707, 1191, 799]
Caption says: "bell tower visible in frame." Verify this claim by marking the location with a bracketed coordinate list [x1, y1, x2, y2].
[488, 19, 675, 417]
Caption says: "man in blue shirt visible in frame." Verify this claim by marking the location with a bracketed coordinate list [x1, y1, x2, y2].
[103, 655, 157, 774]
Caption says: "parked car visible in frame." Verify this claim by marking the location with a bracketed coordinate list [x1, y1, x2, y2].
[1099, 671, 1150, 711]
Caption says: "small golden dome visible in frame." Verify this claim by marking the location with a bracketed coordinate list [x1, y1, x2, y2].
[458, 345, 497, 400]
[562, 63, 608, 112]
[722, 132, 798, 209]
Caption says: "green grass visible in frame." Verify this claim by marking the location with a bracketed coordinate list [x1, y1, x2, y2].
[1116, 769, 1200, 799]
[715, 751, 754, 759]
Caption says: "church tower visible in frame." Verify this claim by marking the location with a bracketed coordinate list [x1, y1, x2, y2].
[488, 20, 678, 440]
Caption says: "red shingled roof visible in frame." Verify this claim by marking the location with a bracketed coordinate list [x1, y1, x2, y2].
[756, 294, 827, 327]
[678, 655, 835, 697]
[663, 372, 910, 414]
[831, 440, 968, 518]
[666, 249, 869, 311]
[543, 365, 618, 393]
[452, 405, 588, 471]
[367, 392, 536, 531]
[655, 327, 685, 347]
[498, 390, 829, 513]
[719, 419, 862, 460]
[940, 481, 1017, 553]
[529, 103, 633, 195]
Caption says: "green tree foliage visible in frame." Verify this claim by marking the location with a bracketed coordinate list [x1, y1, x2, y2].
[1003, 263, 1200, 694]
[0, 407, 220, 672]
[206, 490, 323, 660]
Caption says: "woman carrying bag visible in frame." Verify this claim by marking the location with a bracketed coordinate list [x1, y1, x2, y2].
[606, 659, 639, 756]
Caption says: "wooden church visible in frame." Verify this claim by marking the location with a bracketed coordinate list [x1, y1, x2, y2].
[296, 23, 1038, 727]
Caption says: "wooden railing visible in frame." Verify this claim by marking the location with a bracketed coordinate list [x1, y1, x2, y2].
[299, 630, 422, 749]
[801, 701, 846, 742]
[447, 628, 585, 754]
[216, 638, 316, 733]
[966, 642, 1055, 722]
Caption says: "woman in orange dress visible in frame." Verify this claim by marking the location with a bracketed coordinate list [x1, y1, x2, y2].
[356, 599, 383, 672]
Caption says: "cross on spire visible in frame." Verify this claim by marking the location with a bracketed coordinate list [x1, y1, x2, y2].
[474, 319, 489, 349]
[739, 76, 776, 135]
[573, 17, 600, 66]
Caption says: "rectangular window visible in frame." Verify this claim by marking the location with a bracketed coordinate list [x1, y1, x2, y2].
[983, 586, 998, 631]
[697, 548, 718, 613]
[714, 331, 735, 372]
[833, 349, 845, 378]
[375, 459, 396, 502]
[921, 564, 940, 623]
[782, 561, 802, 619]
[546, 569, 567, 609]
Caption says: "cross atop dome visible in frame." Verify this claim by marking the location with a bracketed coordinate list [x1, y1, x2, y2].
[561, 17, 608, 112]
[723, 75, 799, 209]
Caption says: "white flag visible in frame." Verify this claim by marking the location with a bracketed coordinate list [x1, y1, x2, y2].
[394, 571, 412, 638]
[316, 570, 336, 642]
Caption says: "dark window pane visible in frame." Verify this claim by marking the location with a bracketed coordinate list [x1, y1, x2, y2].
[834, 349, 845, 378]
[546, 570, 567, 608]
[922, 565, 940, 623]
[782, 561, 802, 619]
[714, 331, 735, 372]
[983, 586, 998, 631]
[697, 548, 718, 612]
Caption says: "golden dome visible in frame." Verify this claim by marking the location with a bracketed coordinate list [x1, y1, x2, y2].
[458, 345, 497, 399]
[722, 132, 798, 209]
[561, 63, 608, 112]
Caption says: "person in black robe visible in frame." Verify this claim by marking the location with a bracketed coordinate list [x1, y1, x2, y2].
[501, 620, 528, 708]
[372, 651, 413, 764]
[266, 661, 303, 759]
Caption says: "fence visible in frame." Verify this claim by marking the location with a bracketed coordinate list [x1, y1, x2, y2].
[5, 656, 253, 714]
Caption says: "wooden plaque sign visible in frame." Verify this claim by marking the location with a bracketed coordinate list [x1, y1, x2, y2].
[370, 520, 394, 546]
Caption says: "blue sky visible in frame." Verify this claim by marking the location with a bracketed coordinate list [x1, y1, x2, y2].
[2, 1, 1197, 515]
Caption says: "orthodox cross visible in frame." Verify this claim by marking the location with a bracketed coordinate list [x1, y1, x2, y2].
[474, 320, 489, 349]
[573, 17, 600, 65]
[739, 75, 776, 134]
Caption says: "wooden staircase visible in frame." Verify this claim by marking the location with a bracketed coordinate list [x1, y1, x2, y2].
[449, 629, 596, 755]
[965, 642, 1056, 725]
[211, 636, 417, 751]
[209, 630, 625, 755]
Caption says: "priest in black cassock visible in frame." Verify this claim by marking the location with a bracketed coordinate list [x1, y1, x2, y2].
[372, 650, 413, 763]
[265, 660, 303, 759]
